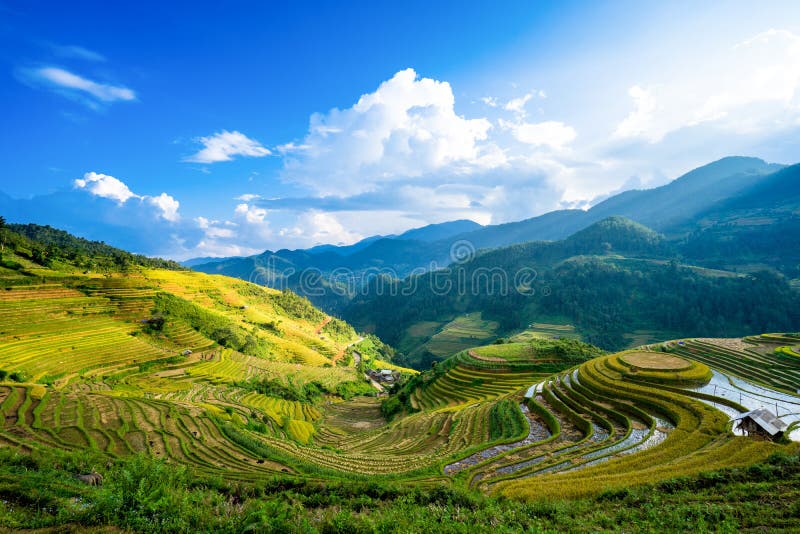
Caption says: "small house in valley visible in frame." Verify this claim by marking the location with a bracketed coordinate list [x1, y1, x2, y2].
[367, 369, 399, 384]
[734, 408, 787, 441]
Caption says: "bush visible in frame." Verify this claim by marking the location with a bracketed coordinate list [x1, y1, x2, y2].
[8, 371, 27, 382]
[489, 399, 527, 441]
[381, 396, 403, 420]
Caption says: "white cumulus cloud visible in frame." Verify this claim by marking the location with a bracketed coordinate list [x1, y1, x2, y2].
[234, 203, 268, 224]
[502, 119, 577, 148]
[281, 68, 503, 196]
[147, 193, 180, 222]
[196, 216, 236, 238]
[279, 211, 362, 246]
[74, 172, 139, 203]
[504, 93, 534, 115]
[73, 172, 180, 222]
[185, 130, 271, 163]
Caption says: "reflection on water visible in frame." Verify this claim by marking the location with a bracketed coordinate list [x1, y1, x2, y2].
[687, 370, 800, 441]
[444, 403, 551, 474]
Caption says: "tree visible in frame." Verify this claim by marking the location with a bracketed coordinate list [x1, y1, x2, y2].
[31, 246, 48, 265]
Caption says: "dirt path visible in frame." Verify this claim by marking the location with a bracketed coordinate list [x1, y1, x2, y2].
[316, 317, 364, 365]
[315, 316, 332, 335]
[332, 336, 364, 365]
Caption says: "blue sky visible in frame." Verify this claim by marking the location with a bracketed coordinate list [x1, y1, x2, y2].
[1, 1, 800, 259]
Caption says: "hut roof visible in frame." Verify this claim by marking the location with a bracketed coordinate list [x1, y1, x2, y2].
[734, 408, 788, 436]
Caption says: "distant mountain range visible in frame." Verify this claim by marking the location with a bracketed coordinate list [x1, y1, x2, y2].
[191, 156, 799, 300]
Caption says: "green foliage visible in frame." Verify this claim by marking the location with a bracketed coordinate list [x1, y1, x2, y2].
[3, 222, 184, 271]
[321, 317, 357, 342]
[350, 334, 397, 367]
[380, 395, 403, 421]
[237, 374, 371, 403]
[0, 447, 798, 533]
[349, 251, 800, 357]
[270, 289, 325, 323]
[488, 399, 527, 441]
[8, 370, 27, 382]
[153, 293, 269, 357]
[334, 380, 374, 400]
[237, 376, 325, 403]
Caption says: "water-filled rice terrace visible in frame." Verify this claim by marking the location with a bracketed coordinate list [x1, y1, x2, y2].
[0, 267, 799, 498]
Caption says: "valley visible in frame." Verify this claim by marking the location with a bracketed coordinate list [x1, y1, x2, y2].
[6, 3, 800, 530]
[0, 220, 798, 531]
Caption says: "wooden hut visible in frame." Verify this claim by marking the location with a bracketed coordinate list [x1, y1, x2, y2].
[734, 408, 787, 441]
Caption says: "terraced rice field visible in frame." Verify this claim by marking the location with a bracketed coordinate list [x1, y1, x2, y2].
[0, 265, 797, 497]
[479, 352, 787, 499]
[421, 313, 500, 357]
[0, 268, 368, 473]
[621, 351, 691, 369]
[0, 385, 290, 478]
[410, 363, 547, 411]
[667, 337, 800, 393]
[0, 283, 172, 383]
[509, 322, 580, 342]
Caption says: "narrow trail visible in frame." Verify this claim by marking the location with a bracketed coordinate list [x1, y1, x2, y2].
[315, 316, 332, 335]
[333, 335, 364, 365]
[316, 316, 363, 365]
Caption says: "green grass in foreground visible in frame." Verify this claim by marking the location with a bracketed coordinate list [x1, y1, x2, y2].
[0, 447, 798, 533]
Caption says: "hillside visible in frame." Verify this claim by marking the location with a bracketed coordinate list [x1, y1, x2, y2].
[1, 220, 184, 273]
[0, 220, 403, 436]
[343, 217, 800, 367]
[2, 319, 799, 531]
[676, 163, 800, 276]
[191, 156, 791, 311]
[1, 223, 800, 533]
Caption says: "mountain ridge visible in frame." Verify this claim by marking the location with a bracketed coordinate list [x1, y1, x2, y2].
[191, 156, 791, 296]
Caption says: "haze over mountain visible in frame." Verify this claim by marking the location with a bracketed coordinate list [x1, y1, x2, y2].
[183, 155, 800, 367]
[191, 156, 797, 291]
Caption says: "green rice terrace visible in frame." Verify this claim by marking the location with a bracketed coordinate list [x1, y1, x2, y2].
[0, 238, 799, 531]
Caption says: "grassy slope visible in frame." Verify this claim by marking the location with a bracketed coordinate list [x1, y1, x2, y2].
[2, 225, 800, 531]
[0, 244, 378, 456]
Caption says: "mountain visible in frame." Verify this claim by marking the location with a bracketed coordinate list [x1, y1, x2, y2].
[305, 234, 387, 256]
[395, 219, 482, 242]
[444, 156, 783, 251]
[2, 221, 185, 271]
[588, 156, 784, 233]
[186, 219, 480, 266]
[560, 216, 666, 256]
[450, 209, 589, 250]
[671, 163, 800, 276]
[187, 220, 488, 305]
[181, 255, 243, 267]
[343, 217, 800, 367]
[707, 161, 800, 212]
[192, 157, 786, 300]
